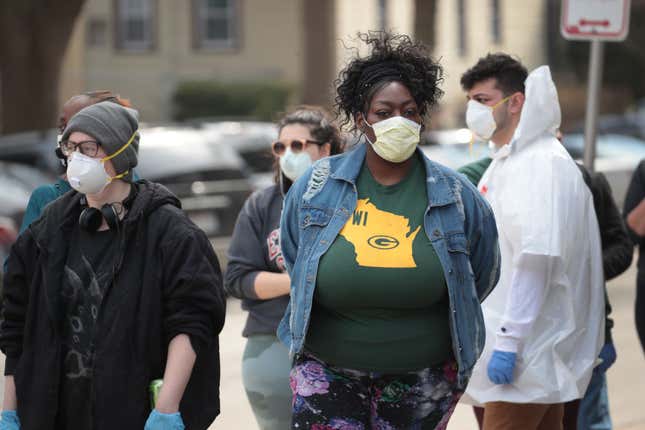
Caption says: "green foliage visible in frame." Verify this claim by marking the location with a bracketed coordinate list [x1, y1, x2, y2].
[172, 80, 292, 121]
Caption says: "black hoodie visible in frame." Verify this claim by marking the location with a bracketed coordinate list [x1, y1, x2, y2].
[0, 180, 225, 430]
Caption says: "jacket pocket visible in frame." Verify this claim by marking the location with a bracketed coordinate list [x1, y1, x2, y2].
[300, 206, 333, 229]
[446, 232, 470, 255]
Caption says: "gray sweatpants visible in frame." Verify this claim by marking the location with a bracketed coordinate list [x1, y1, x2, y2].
[242, 334, 292, 430]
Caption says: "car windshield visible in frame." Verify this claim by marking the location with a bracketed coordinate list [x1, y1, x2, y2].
[562, 133, 645, 160]
[200, 122, 277, 173]
[136, 127, 246, 180]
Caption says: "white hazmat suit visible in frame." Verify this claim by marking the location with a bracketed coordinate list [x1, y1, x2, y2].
[464, 66, 605, 404]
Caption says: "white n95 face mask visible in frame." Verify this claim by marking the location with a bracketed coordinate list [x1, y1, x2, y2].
[279, 148, 313, 181]
[465, 97, 510, 140]
[365, 116, 421, 163]
[67, 152, 113, 195]
[66, 129, 137, 195]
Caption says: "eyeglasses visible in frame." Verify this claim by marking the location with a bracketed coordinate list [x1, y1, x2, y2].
[271, 139, 323, 157]
[59, 139, 101, 158]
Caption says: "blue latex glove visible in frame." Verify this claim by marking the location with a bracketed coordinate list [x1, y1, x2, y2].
[0, 411, 20, 430]
[144, 410, 185, 430]
[487, 350, 517, 385]
[596, 342, 617, 373]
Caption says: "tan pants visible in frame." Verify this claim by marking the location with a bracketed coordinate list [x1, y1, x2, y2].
[482, 402, 564, 430]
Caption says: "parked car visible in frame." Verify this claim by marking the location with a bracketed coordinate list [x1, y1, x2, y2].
[0, 160, 55, 230]
[0, 129, 61, 175]
[562, 133, 645, 207]
[0, 216, 18, 270]
[420, 128, 490, 169]
[571, 113, 645, 141]
[136, 126, 254, 238]
[199, 121, 277, 190]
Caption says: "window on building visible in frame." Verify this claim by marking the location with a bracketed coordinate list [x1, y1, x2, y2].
[378, 0, 387, 31]
[88, 18, 108, 48]
[115, 0, 155, 52]
[457, 0, 467, 56]
[491, 0, 502, 44]
[193, 0, 238, 50]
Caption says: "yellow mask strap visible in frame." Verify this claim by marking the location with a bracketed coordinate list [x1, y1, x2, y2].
[469, 133, 475, 158]
[469, 96, 511, 156]
[492, 95, 512, 110]
[101, 130, 138, 162]
[108, 170, 130, 183]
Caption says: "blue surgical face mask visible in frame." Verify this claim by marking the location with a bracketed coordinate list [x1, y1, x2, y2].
[279, 148, 313, 181]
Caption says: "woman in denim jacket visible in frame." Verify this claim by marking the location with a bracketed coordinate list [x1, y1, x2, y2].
[278, 32, 501, 429]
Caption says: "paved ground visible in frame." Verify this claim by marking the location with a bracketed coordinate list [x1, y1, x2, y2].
[0, 253, 642, 429]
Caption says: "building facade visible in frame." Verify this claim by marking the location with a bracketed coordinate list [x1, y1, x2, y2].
[59, 0, 546, 126]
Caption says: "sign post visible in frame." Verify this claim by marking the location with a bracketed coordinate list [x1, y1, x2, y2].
[561, 0, 631, 172]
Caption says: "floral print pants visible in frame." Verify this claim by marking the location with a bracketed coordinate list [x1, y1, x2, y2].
[290, 352, 463, 430]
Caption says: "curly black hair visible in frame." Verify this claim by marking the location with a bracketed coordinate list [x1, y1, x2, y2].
[460, 53, 528, 95]
[334, 32, 444, 130]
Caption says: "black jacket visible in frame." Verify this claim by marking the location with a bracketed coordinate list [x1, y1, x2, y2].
[0, 181, 225, 430]
[624, 159, 645, 275]
[579, 167, 634, 342]
[581, 168, 633, 281]
[224, 184, 289, 337]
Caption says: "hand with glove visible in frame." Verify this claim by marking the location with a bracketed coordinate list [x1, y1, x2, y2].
[596, 342, 617, 373]
[144, 410, 185, 430]
[487, 350, 517, 385]
[0, 411, 20, 430]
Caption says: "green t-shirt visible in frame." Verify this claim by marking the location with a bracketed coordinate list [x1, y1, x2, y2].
[304, 154, 452, 372]
[458, 157, 492, 186]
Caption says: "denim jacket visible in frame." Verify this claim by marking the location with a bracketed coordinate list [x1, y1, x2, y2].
[278, 144, 500, 388]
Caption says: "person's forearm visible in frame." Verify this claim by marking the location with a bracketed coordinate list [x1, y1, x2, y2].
[496, 254, 549, 352]
[155, 334, 196, 413]
[253, 272, 291, 300]
[2, 376, 17, 410]
[627, 198, 645, 236]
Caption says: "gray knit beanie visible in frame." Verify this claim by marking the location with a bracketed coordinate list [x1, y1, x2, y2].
[62, 101, 140, 182]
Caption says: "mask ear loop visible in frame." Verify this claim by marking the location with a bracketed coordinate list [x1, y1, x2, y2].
[359, 112, 375, 145]
[99, 130, 138, 182]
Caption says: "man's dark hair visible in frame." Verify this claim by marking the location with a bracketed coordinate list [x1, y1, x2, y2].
[460, 53, 528, 95]
[334, 31, 444, 130]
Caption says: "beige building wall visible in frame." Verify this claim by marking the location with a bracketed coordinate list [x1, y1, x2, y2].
[334, 0, 414, 75]
[434, 0, 547, 127]
[69, 0, 304, 122]
[59, 0, 547, 126]
[58, 6, 88, 109]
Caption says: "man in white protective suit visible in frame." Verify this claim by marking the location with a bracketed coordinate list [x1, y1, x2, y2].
[459, 53, 605, 430]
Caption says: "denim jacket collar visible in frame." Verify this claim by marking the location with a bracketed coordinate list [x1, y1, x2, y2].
[330, 143, 458, 208]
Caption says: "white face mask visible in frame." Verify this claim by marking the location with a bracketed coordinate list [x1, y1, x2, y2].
[365, 116, 421, 163]
[66, 129, 137, 195]
[465, 97, 510, 140]
[66, 152, 114, 195]
[279, 148, 313, 181]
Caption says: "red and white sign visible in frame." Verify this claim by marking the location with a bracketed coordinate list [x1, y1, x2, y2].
[561, 0, 631, 41]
